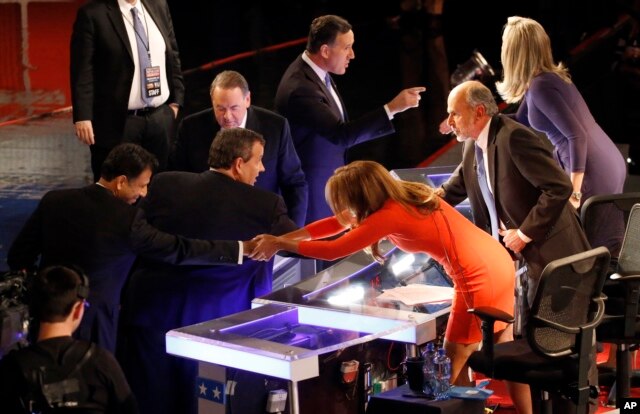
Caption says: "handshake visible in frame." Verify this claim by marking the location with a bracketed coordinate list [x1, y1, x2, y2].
[242, 234, 281, 261]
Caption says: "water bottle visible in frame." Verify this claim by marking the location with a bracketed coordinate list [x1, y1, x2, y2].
[433, 348, 451, 400]
[421, 342, 436, 398]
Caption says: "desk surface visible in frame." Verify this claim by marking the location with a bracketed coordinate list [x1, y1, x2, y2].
[367, 384, 485, 414]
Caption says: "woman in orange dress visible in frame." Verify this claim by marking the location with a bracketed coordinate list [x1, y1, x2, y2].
[251, 160, 531, 412]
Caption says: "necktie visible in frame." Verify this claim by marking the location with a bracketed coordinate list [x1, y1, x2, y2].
[324, 73, 345, 121]
[324, 73, 332, 90]
[475, 145, 500, 240]
[131, 7, 153, 106]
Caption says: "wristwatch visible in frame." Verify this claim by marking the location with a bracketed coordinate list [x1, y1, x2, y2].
[571, 191, 582, 201]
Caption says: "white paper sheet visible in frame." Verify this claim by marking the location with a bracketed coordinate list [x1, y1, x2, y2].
[376, 284, 454, 306]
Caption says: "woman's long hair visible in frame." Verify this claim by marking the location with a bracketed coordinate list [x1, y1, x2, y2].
[326, 160, 440, 261]
[496, 16, 571, 104]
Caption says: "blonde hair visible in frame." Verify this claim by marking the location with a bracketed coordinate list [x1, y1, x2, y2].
[496, 16, 571, 104]
[326, 160, 440, 261]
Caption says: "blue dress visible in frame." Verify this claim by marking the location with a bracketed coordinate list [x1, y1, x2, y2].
[516, 72, 627, 254]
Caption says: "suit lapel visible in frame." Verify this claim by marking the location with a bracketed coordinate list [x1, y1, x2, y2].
[465, 140, 490, 227]
[300, 58, 344, 120]
[487, 116, 499, 196]
[329, 76, 349, 121]
[142, 0, 170, 52]
[106, 0, 133, 62]
[245, 106, 260, 131]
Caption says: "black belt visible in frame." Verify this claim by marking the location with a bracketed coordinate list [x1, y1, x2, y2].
[127, 106, 161, 116]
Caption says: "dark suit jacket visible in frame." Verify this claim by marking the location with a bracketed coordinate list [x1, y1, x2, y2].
[442, 115, 590, 281]
[122, 170, 298, 331]
[275, 55, 395, 223]
[70, 0, 184, 148]
[172, 106, 309, 225]
[7, 184, 238, 352]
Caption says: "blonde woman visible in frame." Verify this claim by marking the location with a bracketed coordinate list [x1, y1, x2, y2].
[498, 16, 626, 255]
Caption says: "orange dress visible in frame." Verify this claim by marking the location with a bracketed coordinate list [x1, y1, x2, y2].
[298, 199, 515, 344]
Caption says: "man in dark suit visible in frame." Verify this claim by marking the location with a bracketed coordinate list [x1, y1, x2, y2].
[7, 144, 244, 354]
[172, 70, 308, 226]
[440, 81, 595, 413]
[439, 80, 590, 308]
[275, 14, 426, 223]
[120, 128, 298, 414]
[70, 0, 183, 180]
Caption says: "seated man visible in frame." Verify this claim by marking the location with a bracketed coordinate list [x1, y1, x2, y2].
[120, 128, 298, 414]
[0, 265, 137, 413]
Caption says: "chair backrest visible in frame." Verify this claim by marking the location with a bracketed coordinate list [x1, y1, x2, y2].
[617, 203, 640, 275]
[580, 193, 640, 258]
[528, 246, 610, 357]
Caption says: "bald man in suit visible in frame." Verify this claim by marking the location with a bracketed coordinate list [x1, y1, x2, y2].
[440, 80, 590, 307]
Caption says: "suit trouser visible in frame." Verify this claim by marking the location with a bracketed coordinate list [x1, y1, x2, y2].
[89, 104, 175, 181]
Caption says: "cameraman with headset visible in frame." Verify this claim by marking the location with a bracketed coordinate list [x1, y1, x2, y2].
[0, 266, 137, 413]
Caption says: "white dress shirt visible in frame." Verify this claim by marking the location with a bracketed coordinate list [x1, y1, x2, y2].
[118, 0, 169, 109]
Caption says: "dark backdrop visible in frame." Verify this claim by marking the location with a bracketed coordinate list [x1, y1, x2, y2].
[166, 0, 633, 169]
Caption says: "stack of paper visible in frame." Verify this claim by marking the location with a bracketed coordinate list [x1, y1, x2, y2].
[376, 284, 454, 306]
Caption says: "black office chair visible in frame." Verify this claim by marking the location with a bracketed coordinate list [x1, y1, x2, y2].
[467, 247, 610, 414]
[580, 192, 640, 260]
[595, 203, 640, 405]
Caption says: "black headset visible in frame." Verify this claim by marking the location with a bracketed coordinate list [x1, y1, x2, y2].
[64, 264, 90, 300]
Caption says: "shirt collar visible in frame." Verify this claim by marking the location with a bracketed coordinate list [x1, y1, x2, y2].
[118, 0, 142, 15]
[218, 109, 248, 130]
[301, 51, 328, 85]
[476, 117, 492, 152]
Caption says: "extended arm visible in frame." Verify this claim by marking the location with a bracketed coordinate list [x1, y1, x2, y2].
[250, 214, 352, 260]
[252, 211, 392, 261]
[130, 209, 241, 265]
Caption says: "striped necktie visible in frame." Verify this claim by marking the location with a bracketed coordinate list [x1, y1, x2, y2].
[131, 7, 153, 106]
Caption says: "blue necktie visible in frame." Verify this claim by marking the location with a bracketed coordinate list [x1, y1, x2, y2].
[324, 73, 332, 90]
[324, 73, 345, 121]
[131, 7, 153, 106]
[475, 145, 500, 240]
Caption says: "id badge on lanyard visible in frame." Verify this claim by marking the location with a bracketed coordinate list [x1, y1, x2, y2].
[144, 66, 161, 98]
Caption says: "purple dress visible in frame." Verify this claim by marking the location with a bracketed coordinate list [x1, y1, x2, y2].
[516, 72, 627, 255]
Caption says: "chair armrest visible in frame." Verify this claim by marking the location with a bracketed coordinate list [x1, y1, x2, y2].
[469, 307, 515, 324]
[610, 273, 640, 282]
[532, 295, 606, 333]
[467, 307, 515, 375]
[609, 273, 640, 336]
